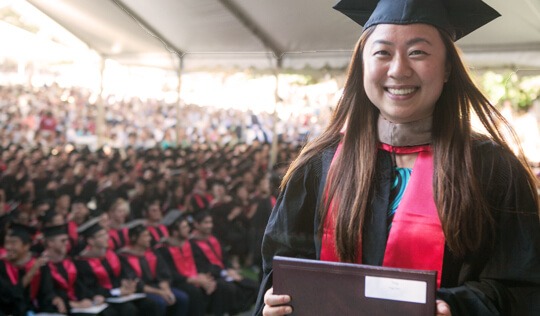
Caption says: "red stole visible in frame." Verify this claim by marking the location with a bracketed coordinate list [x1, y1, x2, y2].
[109, 228, 129, 250]
[167, 243, 198, 278]
[67, 221, 78, 252]
[148, 225, 169, 243]
[124, 250, 158, 279]
[320, 143, 445, 288]
[4, 257, 42, 300]
[49, 259, 77, 301]
[193, 193, 213, 209]
[67, 221, 78, 243]
[82, 250, 121, 289]
[270, 196, 277, 208]
[194, 236, 224, 269]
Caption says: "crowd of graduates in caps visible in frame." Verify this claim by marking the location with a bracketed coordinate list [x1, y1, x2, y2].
[0, 136, 302, 315]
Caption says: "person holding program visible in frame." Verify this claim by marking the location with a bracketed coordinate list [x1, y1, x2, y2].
[257, 0, 540, 315]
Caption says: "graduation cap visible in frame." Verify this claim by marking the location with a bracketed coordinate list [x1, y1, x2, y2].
[124, 219, 147, 239]
[162, 209, 183, 228]
[77, 217, 104, 239]
[7, 222, 37, 244]
[333, 0, 500, 41]
[42, 224, 68, 239]
[39, 209, 60, 226]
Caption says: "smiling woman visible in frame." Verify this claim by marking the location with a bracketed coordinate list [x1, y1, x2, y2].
[362, 24, 449, 124]
[256, 0, 540, 315]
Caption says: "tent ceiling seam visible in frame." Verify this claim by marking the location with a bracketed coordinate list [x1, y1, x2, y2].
[217, 0, 284, 61]
[110, 0, 185, 60]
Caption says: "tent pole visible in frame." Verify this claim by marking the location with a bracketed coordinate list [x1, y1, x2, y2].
[269, 58, 282, 172]
[176, 55, 184, 148]
[96, 57, 106, 148]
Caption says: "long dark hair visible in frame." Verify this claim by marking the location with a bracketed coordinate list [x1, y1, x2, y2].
[280, 25, 539, 262]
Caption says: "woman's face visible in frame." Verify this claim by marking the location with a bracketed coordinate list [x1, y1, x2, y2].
[111, 203, 129, 223]
[362, 24, 448, 123]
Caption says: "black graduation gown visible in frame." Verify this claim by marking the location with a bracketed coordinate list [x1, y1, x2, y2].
[191, 237, 258, 314]
[48, 259, 87, 309]
[118, 248, 172, 290]
[108, 227, 129, 251]
[156, 241, 199, 286]
[74, 250, 128, 299]
[255, 141, 540, 316]
[74, 250, 160, 316]
[0, 258, 56, 315]
[147, 224, 169, 247]
[157, 241, 228, 316]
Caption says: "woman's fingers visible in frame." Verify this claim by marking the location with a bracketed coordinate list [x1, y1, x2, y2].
[263, 287, 292, 316]
[263, 304, 293, 316]
[436, 299, 452, 316]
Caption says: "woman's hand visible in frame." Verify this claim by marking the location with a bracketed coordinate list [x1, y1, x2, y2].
[263, 287, 292, 316]
[436, 300, 452, 316]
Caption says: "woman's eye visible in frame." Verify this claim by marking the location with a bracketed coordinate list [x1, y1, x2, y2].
[373, 50, 390, 56]
[409, 50, 427, 56]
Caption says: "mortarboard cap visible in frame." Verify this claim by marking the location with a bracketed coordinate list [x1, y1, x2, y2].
[333, 0, 501, 41]
[162, 209, 183, 228]
[78, 217, 104, 239]
[124, 219, 147, 239]
[7, 222, 37, 244]
[39, 209, 60, 226]
[42, 224, 68, 238]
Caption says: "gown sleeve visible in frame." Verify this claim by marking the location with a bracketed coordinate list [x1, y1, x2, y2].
[254, 151, 325, 315]
[438, 142, 540, 316]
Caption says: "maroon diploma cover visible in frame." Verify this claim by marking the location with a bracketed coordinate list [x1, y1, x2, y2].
[273, 256, 437, 316]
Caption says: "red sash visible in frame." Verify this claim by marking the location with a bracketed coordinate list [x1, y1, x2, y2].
[105, 250, 122, 278]
[270, 196, 277, 208]
[320, 143, 445, 287]
[193, 193, 214, 209]
[194, 236, 224, 269]
[148, 225, 169, 243]
[4, 258, 42, 300]
[83, 250, 121, 289]
[109, 228, 129, 250]
[49, 259, 77, 301]
[67, 221, 78, 243]
[168, 243, 198, 278]
[124, 250, 158, 279]
[67, 221, 78, 253]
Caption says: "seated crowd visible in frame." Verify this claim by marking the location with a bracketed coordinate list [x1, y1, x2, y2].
[0, 140, 301, 315]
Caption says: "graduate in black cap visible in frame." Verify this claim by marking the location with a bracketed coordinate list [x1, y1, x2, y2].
[258, 1, 540, 315]
[0, 223, 62, 315]
[74, 218, 161, 316]
[42, 223, 111, 315]
[156, 214, 229, 316]
[190, 211, 258, 315]
[118, 219, 189, 316]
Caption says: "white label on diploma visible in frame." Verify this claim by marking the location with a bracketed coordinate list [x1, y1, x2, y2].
[365, 276, 427, 304]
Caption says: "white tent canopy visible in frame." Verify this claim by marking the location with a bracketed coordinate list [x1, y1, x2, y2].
[26, 0, 540, 72]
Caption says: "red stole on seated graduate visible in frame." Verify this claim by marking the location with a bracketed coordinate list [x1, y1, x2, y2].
[320, 143, 445, 287]
[81, 250, 121, 289]
[194, 236, 225, 269]
[4, 257, 42, 300]
[123, 250, 158, 279]
[164, 242, 198, 278]
[49, 259, 77, 301]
